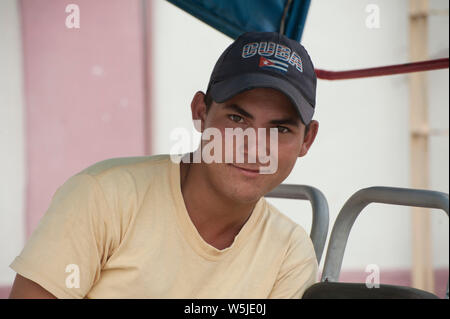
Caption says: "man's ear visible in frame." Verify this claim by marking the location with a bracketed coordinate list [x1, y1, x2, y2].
[191, 91, 207, 133]
[299, 120, 319, 157]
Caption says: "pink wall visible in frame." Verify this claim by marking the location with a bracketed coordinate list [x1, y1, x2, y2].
[20, 0, 150, 236]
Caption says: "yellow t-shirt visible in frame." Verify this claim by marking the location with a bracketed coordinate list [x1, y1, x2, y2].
[10, 154, 318, 298]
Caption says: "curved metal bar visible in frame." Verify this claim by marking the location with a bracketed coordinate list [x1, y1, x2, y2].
[279, 0, 293, 34]
[265, 184, 330, 265]
[321, 187, 449, 287]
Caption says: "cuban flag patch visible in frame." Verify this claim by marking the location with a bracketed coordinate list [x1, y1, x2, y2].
[259, 56, 288, 73]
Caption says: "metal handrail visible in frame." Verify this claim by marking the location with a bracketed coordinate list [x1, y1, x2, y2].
[265, 184, 329, 265]
[321, 186, 449, 298]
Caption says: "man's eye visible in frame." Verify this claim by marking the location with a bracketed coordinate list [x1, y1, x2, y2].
[277, 126, 290, 133]
[228, 114, 244, 123]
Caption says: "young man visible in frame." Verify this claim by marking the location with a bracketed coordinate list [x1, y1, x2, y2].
[9, 32, 319, 298]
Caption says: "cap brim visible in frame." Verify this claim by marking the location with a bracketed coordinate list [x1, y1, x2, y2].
[209, 73, 314, 125]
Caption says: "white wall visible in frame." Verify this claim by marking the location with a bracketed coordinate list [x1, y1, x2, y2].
[0, 0, 26, 285]
[428, 0, 450, 269]
[152, 0, 448, 271]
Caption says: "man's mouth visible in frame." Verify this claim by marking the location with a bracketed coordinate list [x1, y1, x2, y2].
[228, 164, 261, 177]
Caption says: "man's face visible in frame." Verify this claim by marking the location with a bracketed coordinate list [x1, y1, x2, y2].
[193, 87, 317, 204]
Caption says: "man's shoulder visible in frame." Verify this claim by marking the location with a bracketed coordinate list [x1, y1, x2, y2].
[76, 154, 171, 178]
[262, 199, 310, 243]
[262, 199, 317, 263]
[71, 154, 175, 203]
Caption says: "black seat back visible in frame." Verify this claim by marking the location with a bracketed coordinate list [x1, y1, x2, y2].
[303, 282, 439, 299]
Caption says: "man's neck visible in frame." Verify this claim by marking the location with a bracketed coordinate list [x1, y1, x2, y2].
[179, 157, 258, 250]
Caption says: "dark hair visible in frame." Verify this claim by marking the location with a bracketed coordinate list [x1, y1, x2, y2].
[204, 89, 214, 113]
[203, 90, 310, 136]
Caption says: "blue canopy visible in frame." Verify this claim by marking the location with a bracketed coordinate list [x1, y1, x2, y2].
[166, 0, 311, 41]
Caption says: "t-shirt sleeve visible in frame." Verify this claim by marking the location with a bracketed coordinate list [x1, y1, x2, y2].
[9, 173, 116, 299]
[268, 226, 319, 299]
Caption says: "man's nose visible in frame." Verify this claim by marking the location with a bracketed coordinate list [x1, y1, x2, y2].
[240, 128, 273, 163]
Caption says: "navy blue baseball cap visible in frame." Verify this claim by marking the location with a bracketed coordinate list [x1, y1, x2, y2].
[207, 32, 317, 125]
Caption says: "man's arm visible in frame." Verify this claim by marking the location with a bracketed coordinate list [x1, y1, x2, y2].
[8, 173, 117, 299]
[9, 274, 57, 299]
